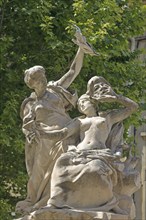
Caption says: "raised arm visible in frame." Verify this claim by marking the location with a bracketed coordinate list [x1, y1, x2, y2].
[55, 47, 84, 89]
[55, 26, 98, 89]
[88, 76, 139, 127]
[107, 94, 139, 127]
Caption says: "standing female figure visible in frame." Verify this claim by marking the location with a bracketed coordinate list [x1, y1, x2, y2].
[16, 30, 95, 214]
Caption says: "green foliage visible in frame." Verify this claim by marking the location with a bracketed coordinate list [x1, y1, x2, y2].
[0, 0, 146, 217]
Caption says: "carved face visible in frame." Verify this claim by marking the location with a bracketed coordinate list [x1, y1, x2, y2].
[24, 66, 47, 90]
[78, 96, 96, 116]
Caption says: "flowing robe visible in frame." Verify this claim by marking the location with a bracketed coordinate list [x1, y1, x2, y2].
[16, 86, 78, 213]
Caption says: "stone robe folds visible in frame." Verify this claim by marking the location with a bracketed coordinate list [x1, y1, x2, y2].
[49, 149, 118, 210]
[48, 123, 141, 219]
[16, 84, 78, 213]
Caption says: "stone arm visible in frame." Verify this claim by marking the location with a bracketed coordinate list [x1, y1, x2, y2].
[63, 118, 80, 139]
[90, 79, 138, 128]
[107, 95, 138, 128]
[55, 27, 98, 89]
[35, 118, 80, 142]
[55, 48, 84, 89]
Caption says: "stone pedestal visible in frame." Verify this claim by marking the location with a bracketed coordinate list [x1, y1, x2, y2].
[16, 207, 130, 220]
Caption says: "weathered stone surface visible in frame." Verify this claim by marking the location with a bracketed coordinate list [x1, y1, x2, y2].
[16, 28, 95, 215]
[16, 208, 130, 220]
[15, 27, 141, 220]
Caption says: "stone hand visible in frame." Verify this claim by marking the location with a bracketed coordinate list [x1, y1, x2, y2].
[92, 83, 118, 103]
[26, 130, 40, 144]
[72, 25, 99, 56]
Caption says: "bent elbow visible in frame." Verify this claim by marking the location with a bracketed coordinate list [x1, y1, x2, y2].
[132, 102, 139, 112]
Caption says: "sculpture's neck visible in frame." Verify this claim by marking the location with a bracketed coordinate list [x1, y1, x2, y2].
[35, 87, 46, 99]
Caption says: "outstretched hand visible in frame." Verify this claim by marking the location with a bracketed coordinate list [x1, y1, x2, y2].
[72, 25, 99, 56]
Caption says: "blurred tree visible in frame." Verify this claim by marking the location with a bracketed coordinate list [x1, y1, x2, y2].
[0, 0, 146, 218]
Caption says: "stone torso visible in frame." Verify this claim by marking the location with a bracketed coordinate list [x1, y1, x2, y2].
[77, 116, 110, 150]
[34, 89, 71, 128]
[23, 89, 72, 132]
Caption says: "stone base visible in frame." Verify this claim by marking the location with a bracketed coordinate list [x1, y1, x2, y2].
[15, 207, 130, 220]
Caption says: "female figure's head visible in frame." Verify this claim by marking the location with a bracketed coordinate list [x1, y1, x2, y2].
[77, 94, 97, 117]
[24, 66, 47, 91]
[77, 76, 111, 116]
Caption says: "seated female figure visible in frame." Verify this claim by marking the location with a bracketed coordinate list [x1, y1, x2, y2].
[46, 76, 140, 218]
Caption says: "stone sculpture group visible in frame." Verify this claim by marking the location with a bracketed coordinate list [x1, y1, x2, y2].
[16, 28, 141, 220]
